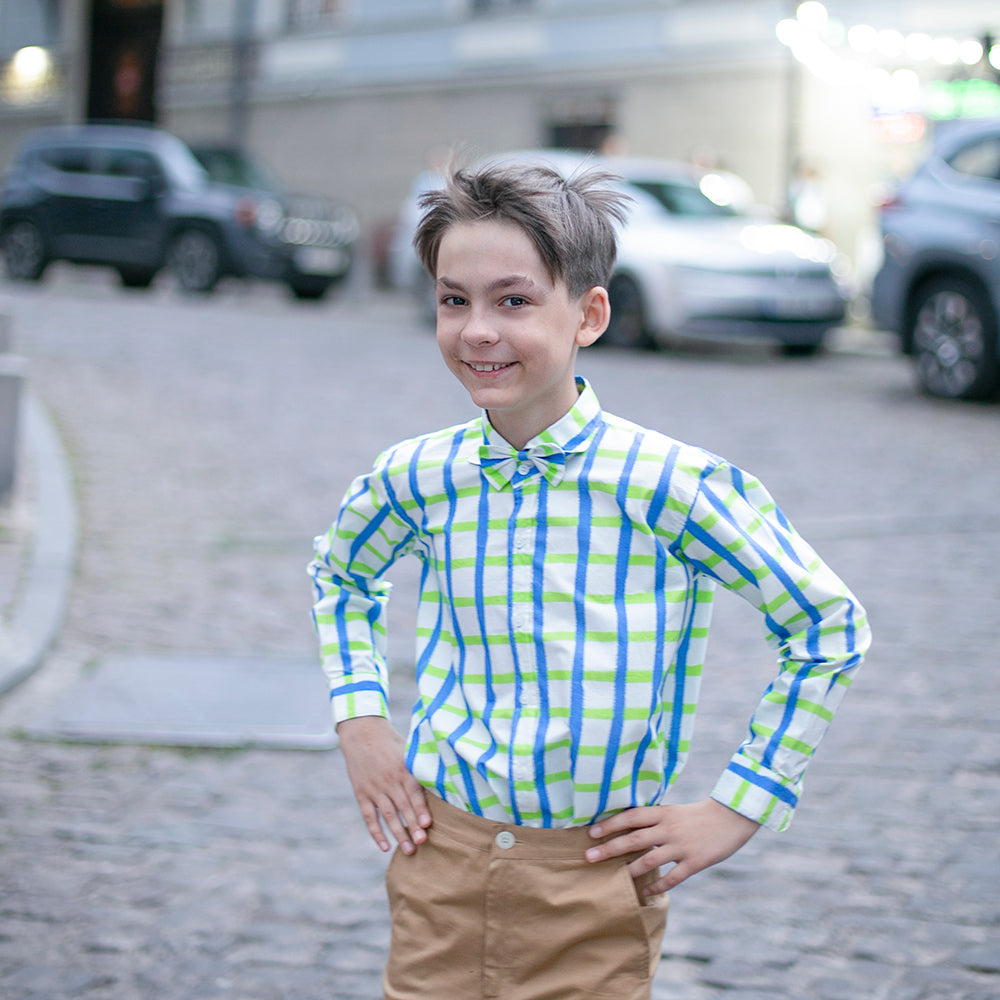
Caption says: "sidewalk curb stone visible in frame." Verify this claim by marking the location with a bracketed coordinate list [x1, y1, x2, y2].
[0, 391, 77, 697]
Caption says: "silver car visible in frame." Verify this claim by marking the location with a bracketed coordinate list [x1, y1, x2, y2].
[389, 149, 848, 356]
[870, 119, 1000, 400]
[601, 155, 847, 355]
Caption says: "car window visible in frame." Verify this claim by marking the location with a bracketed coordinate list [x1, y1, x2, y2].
[613, 182, 664, 222]
[38, 146, 92, 174]
[625, 178, 737, 217]
[155, 134, 209, 191]
[192, 148, 278, 189]
[948, 137, 1000, 182]
[101, 149, 163, 180]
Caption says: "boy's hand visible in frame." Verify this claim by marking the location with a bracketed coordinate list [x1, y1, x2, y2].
[584, 798, 759, 896]
[336, 716, 432, 855]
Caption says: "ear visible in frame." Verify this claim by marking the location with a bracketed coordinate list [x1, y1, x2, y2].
[575, 286, 611, 347]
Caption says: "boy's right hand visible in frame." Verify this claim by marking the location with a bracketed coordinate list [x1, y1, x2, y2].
[336, 716, 432, 855]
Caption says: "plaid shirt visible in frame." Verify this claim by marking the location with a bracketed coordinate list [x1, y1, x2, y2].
[309, 379, 869, 831]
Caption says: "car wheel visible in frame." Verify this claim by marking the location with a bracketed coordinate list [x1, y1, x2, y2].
[780, 342, 822, 357]
[118, 266, 156, 289]
[2, 220, 47, 281]
[289, 277, 333, 301]
[909, 276, 999, 400]
[168, 228, 222, 293]
[605, 275, 650, 349]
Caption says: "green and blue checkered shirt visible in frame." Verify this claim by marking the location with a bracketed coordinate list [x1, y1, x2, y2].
[310, 378, 869, 832]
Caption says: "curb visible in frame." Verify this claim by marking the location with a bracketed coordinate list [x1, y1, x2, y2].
[0, 392, 77, 697]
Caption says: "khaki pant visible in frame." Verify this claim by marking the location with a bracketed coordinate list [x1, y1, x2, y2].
[383, 795, 668, 1000]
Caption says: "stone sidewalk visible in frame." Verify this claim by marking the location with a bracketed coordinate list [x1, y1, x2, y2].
[0, 282, 997, 1000]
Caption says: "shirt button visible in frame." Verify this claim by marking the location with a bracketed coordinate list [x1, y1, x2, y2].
[495, 830, 516, 850]
[517, 462, 531, 475]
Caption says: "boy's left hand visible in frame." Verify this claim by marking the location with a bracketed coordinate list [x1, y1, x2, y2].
[584, 797, 759, 897]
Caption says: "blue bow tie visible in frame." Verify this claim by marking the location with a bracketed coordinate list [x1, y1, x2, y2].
[472, 440, 573, 490]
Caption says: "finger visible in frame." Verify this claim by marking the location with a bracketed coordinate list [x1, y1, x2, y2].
[625, 846, 673, 879]
[381, 776, 430, 847]
[391, 797, 426, 848]
[377, 798, 417, 854]
[638, 872, 673, 898]
[642, 861, 694, 896]
[588, 807, 658, 839]
[404, 784, 433, 843]
[358, 799, 392, 853]
[585, 827, 659, 863]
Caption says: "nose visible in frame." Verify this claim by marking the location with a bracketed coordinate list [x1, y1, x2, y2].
[460, 308, 499, 347]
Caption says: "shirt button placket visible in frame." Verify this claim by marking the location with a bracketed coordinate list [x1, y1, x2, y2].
[509, 496, 538, 818]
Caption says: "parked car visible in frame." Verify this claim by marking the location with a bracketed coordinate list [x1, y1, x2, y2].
[0, 124, 358, 299]
[388, 149, 848, 354]
[870, 119, 1000, 400]
[188, 144, 359, 299]
[386, 167, 447, 309]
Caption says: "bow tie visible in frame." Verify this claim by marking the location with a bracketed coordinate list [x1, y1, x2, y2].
[472, 440, 573, 490]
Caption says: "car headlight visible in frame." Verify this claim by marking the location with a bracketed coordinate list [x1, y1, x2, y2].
[255, 198, 284, 234]
[739, 224, 837, 265]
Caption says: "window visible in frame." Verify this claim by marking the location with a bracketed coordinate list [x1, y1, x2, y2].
[546, 95, 617, 154]
[39, 147, 91, 173]
[102, 149, 161, 180]
[949, 137, 1000, 182]
[549, 122, 612, 153]
[628, 179, 736, 218]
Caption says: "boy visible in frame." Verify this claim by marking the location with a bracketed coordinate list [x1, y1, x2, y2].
[309, 161, 870, 1000]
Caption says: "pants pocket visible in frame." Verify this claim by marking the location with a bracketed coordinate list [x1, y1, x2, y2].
[484, 858, 665, 999]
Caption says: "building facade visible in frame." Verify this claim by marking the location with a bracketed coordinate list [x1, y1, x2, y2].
[2, 0, 999, 275]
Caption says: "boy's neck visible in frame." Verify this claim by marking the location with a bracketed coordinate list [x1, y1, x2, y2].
[487, 388, 582, 450]
[487, 411, 536, 451]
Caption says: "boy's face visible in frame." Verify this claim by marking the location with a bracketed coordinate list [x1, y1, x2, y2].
[434, 219, 608, 449]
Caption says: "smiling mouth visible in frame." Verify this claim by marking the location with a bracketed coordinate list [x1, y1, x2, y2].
[466, 362, 514, 373]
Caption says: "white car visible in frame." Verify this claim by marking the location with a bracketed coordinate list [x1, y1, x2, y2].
[390, 150, 848, 354]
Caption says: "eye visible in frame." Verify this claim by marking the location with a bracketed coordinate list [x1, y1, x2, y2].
[502, 295, 529, 307]
[440, 294, 467, 308]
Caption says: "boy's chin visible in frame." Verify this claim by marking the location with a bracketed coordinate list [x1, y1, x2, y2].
[456, 377, 506, 409]
[465, 389, 497, 411]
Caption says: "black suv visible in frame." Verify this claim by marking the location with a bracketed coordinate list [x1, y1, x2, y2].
[0, 124, 359, 299]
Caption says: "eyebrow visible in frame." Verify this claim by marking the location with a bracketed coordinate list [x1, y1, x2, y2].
[436, 274, 544, 294]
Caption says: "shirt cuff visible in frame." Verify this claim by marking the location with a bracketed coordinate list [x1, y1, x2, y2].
[710, 754, 803, 833]
[329, 681, 390, 726]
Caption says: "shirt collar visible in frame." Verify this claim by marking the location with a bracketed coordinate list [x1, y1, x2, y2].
[470, 377, 604, 490]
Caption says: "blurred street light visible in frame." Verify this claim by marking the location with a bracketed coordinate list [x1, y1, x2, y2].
[776, 6, 1000, 106]
[2, 45, 56, 105]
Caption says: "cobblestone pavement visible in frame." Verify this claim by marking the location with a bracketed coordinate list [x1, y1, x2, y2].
[0, 272, 998, 1000]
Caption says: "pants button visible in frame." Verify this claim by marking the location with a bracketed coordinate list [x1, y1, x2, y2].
[495, 830, 516, 849]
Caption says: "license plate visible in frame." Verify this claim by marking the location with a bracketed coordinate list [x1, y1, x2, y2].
[765, 294, 830, 319]
[294, 246, 348, 275]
